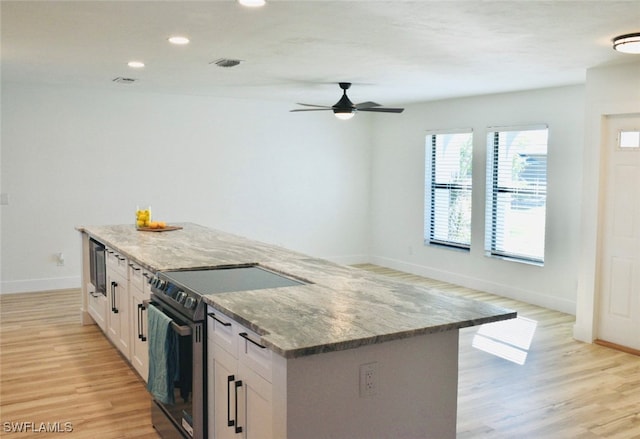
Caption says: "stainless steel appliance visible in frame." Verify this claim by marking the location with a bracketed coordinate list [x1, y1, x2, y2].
[148, 265, 306, 439]
[148, 277, 207, 439]
[89, 238, 106, 295]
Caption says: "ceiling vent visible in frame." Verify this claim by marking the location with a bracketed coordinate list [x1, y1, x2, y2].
[211, 58, 242, 68]
[112, 77, 137, 84]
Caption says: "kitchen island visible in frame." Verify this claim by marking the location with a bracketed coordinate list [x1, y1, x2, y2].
[78, 223, 516, 439]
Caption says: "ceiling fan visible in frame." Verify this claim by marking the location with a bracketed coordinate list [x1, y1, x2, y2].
[290, 82, 404, 120]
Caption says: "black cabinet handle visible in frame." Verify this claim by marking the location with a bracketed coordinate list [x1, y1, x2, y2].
[227, 375, 235, 427]
[140, 303, 146, 342]
[137, 303, 147, 341]
[112, 281, 119, 313]
[239, 332, 266, 349]
[235, 380, 243, 434]
[208, 312, 232, 327]
[111, 281, 119, 313]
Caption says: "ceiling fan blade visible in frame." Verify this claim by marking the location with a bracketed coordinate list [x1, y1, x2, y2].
[295, 103, 333, 109]
[359, 107, 405, 113]
[355, 101, 381, 109]
[290, 108, 332, 112]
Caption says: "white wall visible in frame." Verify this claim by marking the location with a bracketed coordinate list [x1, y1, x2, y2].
[369, 86, 585, 314]
[573, 60, 640, 342]
[1, 83, 373, 293]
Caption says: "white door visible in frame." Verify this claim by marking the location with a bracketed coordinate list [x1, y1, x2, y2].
[597, 113, 640, 350]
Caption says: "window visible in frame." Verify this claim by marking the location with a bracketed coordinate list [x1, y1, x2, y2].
[425, 130, 473, 249]
[485, 126, 548, 264]
[619, 130, 640, 149]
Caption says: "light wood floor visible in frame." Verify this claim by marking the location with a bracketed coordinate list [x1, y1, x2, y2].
[354, 264, 640, 439]
[0, 289, 160, 439]
[1, 266, 639, 438]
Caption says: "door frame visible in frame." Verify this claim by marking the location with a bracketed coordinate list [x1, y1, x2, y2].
[593, 113, 640, 351]
[574, 105, 640, 345]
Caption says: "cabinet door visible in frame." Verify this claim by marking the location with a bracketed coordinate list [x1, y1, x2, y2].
[129, 288, 149, 381]
[213, 344, 240, 439]
[87, 282, 108, 332]
[106, 270, 130, 359]
[238, 363, 273, 439]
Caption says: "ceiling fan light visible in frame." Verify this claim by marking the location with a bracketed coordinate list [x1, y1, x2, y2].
[334, 111, 355, 120]
[613, 32, 640, 54]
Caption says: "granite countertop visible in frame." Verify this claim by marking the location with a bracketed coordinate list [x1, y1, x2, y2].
[78, 223, 516, 358]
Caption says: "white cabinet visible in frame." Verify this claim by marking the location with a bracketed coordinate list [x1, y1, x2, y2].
[87, 281, 108, 331]
[106, 248, 130, 359]
[129, 261, 150, 382]
[82, 233, 108, 331]
[207, 306, 273, 439]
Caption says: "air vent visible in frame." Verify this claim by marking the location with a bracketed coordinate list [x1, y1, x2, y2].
[211, 58, 242, 68]
[112, 77, 137, 84]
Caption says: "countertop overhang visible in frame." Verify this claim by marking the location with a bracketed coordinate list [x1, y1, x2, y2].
[78, 223, 516, 358]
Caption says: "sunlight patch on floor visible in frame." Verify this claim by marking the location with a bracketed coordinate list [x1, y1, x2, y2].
[472, 316, 537, 365]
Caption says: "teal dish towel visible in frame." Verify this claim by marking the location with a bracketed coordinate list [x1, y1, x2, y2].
[147, 304, 178, 405]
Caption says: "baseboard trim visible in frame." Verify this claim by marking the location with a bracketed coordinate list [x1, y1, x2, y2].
[324, 254, 370, 266]
[1, 276, 81, 294]
[369, 255, 576, 315]
[594, 339, 640, 356]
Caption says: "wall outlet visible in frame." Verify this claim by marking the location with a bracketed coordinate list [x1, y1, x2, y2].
[55, 252, 65, 266]
[359, 362, 378, 398]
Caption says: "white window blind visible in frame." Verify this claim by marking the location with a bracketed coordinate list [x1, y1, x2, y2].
[485, 126, 548, 264]
[425, 131, 473, 249]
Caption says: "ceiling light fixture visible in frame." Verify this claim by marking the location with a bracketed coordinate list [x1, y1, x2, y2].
[127, 61, 145, 68]
[238, 0, 266, 7]
[168, 36, 190, 45]
[334, 111, 355, 120]
[612, 32, 640, 54]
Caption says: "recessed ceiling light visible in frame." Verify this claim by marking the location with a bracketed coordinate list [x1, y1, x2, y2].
[127, 61, 145, 68]
[168, 36, 190, 45]
[238, 0, 266, 7]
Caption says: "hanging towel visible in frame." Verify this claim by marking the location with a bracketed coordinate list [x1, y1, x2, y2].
[147, 304, 178, 405]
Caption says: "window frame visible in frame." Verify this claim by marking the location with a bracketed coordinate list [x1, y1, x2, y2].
[424, 129, 474, 251]
[485, 125, 549, 265]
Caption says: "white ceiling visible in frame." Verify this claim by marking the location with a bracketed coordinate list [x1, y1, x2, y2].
[2, 1, 639, 107]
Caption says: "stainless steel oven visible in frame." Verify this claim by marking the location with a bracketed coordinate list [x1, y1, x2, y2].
[148, 279, 206, 439]
[147, 265, 306, 439]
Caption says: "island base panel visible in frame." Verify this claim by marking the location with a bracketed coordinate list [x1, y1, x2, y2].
[279, 329, 459, 439]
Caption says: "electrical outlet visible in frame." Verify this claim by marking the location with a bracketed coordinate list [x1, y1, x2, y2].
[56, 252, 65, 266]
[359, 362, 378, 397]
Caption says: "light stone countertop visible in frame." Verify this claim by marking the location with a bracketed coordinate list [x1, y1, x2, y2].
[78, 223, 516, 358]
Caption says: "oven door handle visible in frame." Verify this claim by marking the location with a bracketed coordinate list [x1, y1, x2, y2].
[146, 301, 193, 336]
[170, 322, 192, 336]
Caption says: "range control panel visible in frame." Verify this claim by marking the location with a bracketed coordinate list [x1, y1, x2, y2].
[148, 274, 205, 321]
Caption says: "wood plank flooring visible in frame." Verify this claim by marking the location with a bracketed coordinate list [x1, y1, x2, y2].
[1, 266, 639, 438]
[0, 290, 160, 439]
[354, 264, 640, 439]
